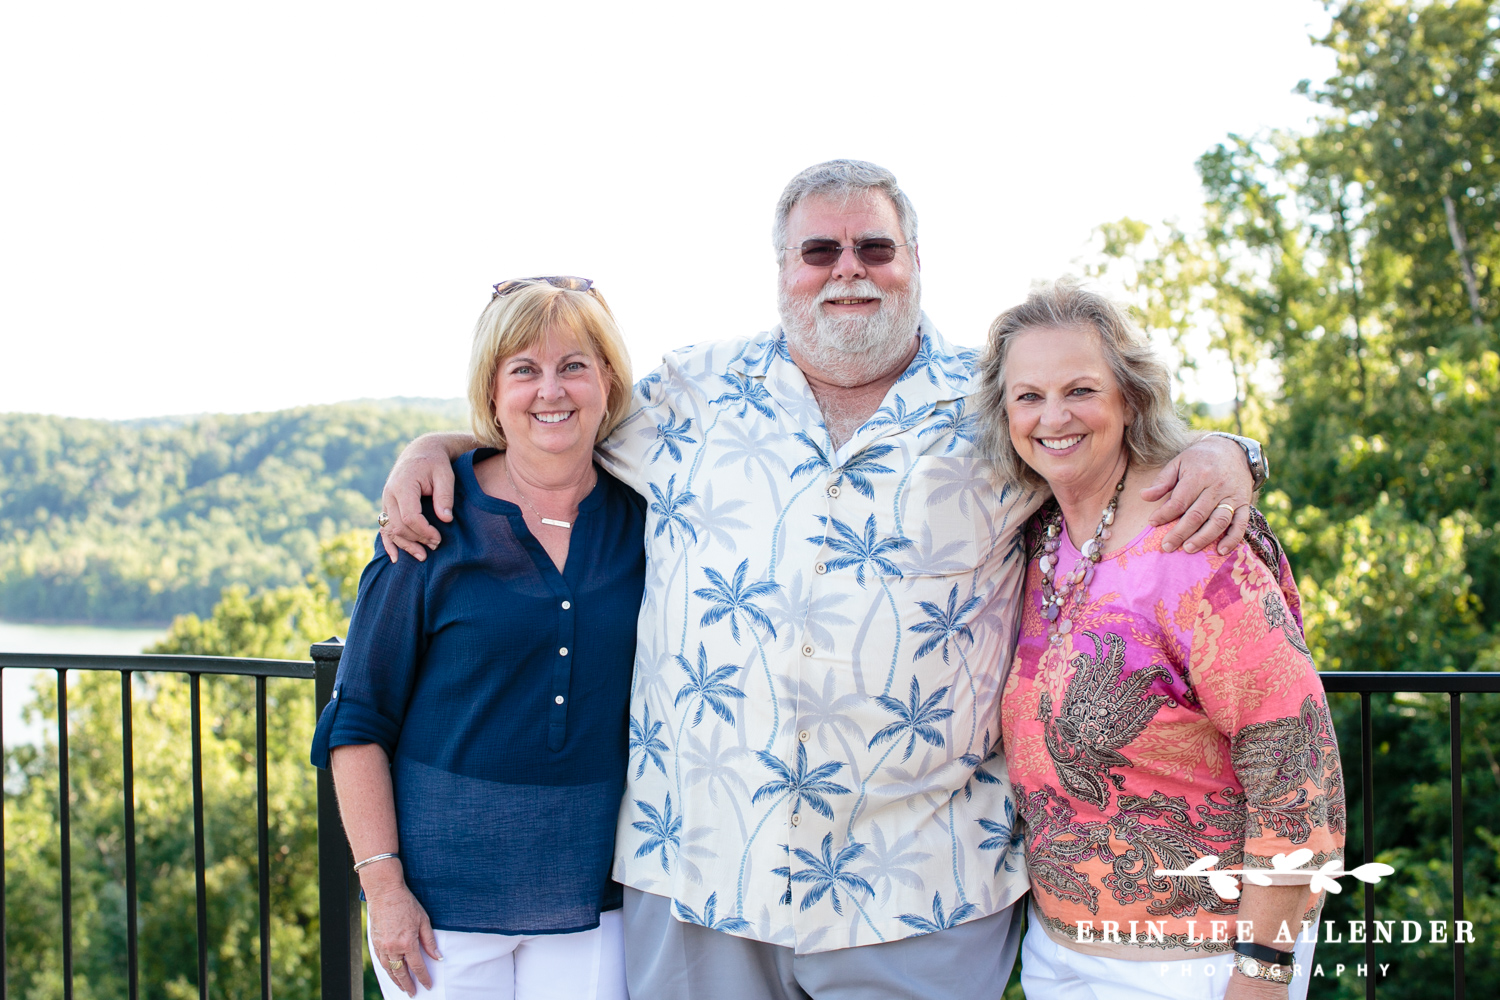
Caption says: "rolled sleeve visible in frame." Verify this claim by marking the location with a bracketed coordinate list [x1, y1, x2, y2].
[309, 532, 428, 767]
[1188, 548, 1347, 878]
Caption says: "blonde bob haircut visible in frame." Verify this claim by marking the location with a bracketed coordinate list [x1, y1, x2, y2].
[466, 282, 633, 451]
[974, 278, 1189, 490]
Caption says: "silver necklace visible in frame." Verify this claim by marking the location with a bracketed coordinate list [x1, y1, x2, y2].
[1039, 467, 1127, 647]
[504, 460, 582, 529]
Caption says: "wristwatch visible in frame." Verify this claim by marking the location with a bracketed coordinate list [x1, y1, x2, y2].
[1232, 941, 1295, 984]
[1206, 432, 1270, 492]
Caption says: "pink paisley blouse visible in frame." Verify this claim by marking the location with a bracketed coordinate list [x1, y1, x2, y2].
[1001, 511, 1346, 960]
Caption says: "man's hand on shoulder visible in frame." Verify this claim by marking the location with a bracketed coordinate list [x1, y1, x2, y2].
[379, 431, 476, 563]
[1143, 434, 1256, 555]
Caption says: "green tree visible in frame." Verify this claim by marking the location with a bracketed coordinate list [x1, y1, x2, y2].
[4, 531, 373, 998]
[0, 402, 461, 625]
[1088, 3, 1500, 995]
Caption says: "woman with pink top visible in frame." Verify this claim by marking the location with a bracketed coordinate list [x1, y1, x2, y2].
[974, 281, 1346, 1000]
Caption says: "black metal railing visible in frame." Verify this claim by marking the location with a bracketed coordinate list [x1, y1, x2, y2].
[1319, 671, 1499, 1000]
[0, 641, 351, 1000]
[0, 653, 1495, 998]
[311, 639, 362, 1000]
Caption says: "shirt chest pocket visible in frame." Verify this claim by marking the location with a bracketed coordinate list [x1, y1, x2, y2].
[892, 455, 1009, 578]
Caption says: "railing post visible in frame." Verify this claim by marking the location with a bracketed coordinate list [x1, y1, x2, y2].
[57, 669, 73, 1000]
[312, 638, 360, 1000]
[2, 667, 7, 1000]
[1360, 692, 1375, 1000]
[1450, 692, 1465, 1000]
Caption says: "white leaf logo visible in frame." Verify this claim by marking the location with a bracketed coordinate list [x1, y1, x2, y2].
[1348, 862, 1395, 883]
[1208, 872, 1241, 900]
[1308, 860, 1346, 894]
[1151, 850, 1394, 902]
[1271, 849, 1315, 871]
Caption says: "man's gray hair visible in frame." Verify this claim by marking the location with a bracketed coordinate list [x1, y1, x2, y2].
[974, 278, 1190, 489]
[772, 159, 919, 256]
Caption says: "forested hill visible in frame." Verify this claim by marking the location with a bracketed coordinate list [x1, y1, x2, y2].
[0, 401, 468, 625]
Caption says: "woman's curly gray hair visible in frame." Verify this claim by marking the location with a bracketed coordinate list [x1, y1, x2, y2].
[973, 278, 1189, 489]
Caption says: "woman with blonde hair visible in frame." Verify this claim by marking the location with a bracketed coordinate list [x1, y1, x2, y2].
[976, 280, 1345, 1000]
[312, 277, 644, 999]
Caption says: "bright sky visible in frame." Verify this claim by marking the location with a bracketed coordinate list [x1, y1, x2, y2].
[1, 1, 1335, 421]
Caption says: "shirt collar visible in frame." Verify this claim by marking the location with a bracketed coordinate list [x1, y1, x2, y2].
[891, 316, 974, 405]
[724, 314, 976, 463]
[726, 313, 974, 405]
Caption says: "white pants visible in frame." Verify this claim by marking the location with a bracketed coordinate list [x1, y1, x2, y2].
[369, 909, 628, 1000]
[1021, 916, 1318, 1000]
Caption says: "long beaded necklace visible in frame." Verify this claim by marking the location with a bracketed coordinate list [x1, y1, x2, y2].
[1039, 466, 1127, 647]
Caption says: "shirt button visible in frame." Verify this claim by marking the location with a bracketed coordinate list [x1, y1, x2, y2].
[815, 562, 827, 575]
[802, 643, 815, 657]
[561, 601, 571, 610]
[560, 647, 569, 656]
[827, 484, 841, 498]
[798, 730, 810, 743]
[555, 695, 565, 705]
[331, 690, 339, 699]
[790, 813, 801, 826]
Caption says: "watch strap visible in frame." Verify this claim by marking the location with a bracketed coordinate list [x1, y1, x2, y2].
[1205, 431, 1269, 491]
[1233, 940, 1296, 966]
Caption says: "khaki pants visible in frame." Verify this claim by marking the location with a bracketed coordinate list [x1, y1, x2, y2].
[623, 887, 1023, 1000]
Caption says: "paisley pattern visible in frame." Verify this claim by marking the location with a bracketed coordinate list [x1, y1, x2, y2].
[1038, 630, 1171, 809]
[1263, 591, 1313, 661]
[598, 318, 1043, 954]
[1002, 518, 1345, 957]
[1232, 694, 1346, 844]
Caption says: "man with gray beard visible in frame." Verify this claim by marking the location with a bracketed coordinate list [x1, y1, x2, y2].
[376, 160, 1259, 998]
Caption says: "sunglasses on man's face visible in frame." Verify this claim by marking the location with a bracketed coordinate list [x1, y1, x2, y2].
[783, 239, 910, 268]
[492, 275, 595, 299]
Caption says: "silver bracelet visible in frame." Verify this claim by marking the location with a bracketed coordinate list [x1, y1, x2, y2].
[1233, 951, 1294, 984]
[352, 852, 399, 873]
[1204, 431, 1269, 491]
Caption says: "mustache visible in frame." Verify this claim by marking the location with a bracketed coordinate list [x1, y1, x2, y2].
[814, 279, 884, 305]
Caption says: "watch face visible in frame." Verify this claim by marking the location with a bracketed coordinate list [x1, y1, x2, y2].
[1242, 957, 1262, 978]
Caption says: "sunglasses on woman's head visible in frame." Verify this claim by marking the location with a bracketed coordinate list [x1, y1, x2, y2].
[782, 239, 910, 268]
[491, 276, 596, 299]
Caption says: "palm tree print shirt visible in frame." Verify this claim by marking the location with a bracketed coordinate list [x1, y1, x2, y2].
[597, 318, 1042, 953]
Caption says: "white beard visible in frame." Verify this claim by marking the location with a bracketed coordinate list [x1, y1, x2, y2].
[778, 273, 922, 387]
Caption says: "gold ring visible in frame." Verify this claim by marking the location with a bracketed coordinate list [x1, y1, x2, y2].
[387, 957, 404, 971]
[1214, 503, 1237, 515]
[377, 511, 391, 529]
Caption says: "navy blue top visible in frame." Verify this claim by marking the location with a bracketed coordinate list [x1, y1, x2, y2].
[310, 450, 646, 934]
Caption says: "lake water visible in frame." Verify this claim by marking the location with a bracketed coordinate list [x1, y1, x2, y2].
[0, 621, 167, 746]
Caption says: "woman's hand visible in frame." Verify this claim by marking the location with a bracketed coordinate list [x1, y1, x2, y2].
[365, 864, 443, 996]
[329, 743, 442, 994]
[379, 432, 476, 563]
[1143, 435, 1255, 555]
